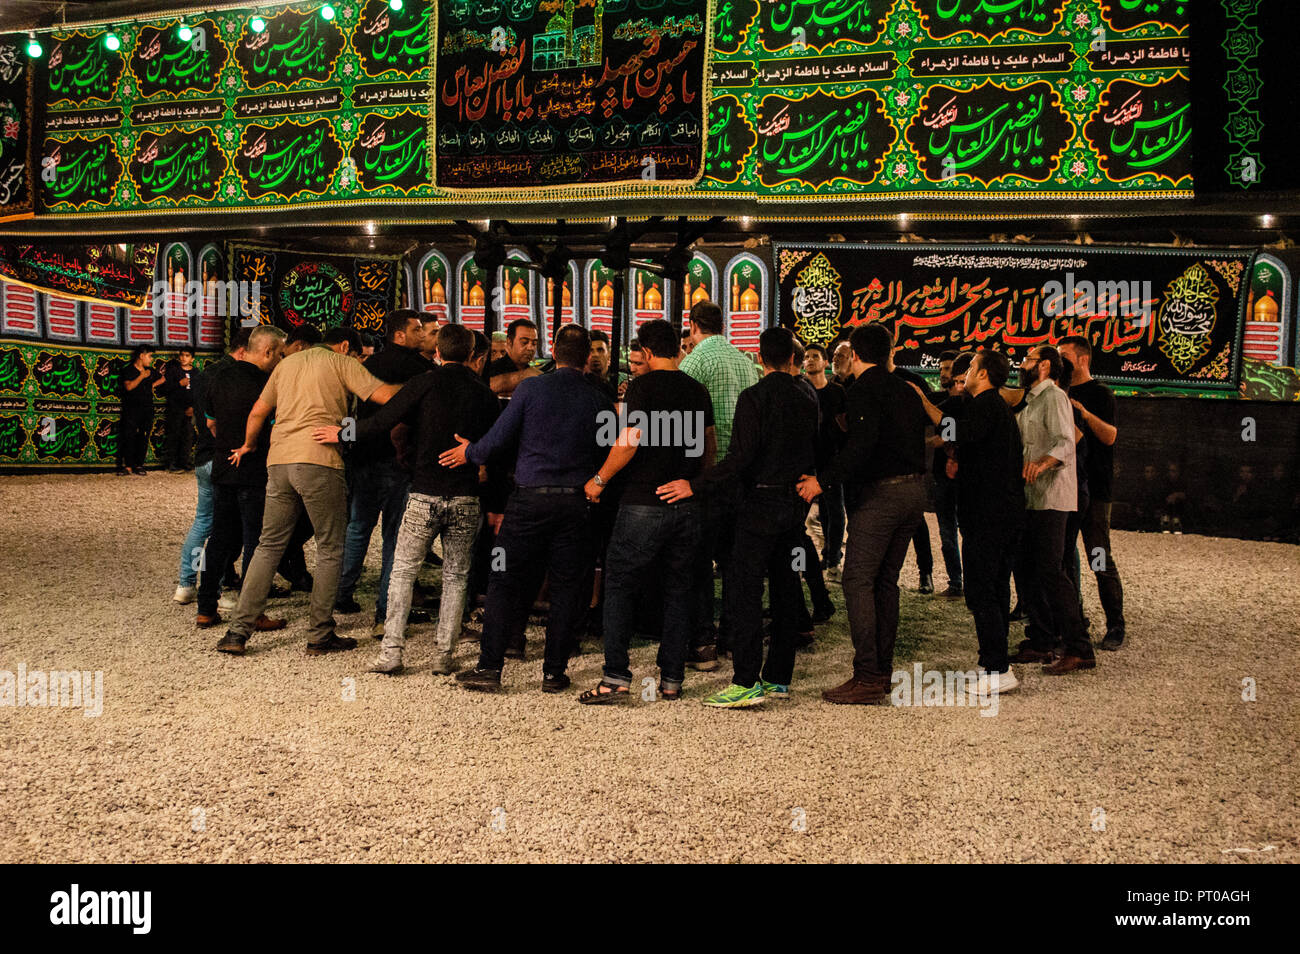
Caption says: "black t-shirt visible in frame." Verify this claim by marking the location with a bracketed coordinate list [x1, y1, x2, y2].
[1068, 378, 1116, 502]
[117, 362, 159, 419]
[932, 392, 966, 481]
[619, 370, 714, 506]
[956, 389, 1023, 525]
[162, 358, 194, 409]
[207, 361, 271, 486]
[813, 379, 846, 469]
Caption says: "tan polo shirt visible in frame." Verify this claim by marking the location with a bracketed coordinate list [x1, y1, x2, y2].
[259, 344, 384, 469]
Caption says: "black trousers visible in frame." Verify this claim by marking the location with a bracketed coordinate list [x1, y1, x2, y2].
[843, 478, 926, 679]
[163, 403, 193, 469]
[116, 412, 151, 471]
[692, 483, 739, 649]
[1021, 509, 1093, 659]
[1080, 500, 1126, 640]
[479, 488, 593, 677]
[197, 482, 265, 616]
[725, 488, 807, 688]
[277, 512, 314, 585]
[911, 518, 933, 577]
[961, 513, 1019, 674]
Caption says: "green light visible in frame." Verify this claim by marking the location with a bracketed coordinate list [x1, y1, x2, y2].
[26, 33, 42, 58]
[104, 32, 121, 51]
[321, 3, 336, 20]
[389, 0, 404, 9]
[178, 23, 193, 42]
[250, 16, 266, 33]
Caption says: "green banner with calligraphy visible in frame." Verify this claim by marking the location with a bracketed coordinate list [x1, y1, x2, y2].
[776, 242, 1254, 392]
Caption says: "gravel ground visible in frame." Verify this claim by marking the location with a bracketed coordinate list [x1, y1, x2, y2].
[0, 472, 1296, 863]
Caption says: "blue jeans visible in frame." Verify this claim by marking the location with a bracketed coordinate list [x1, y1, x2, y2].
[178, 460, 214, 586]
[935, 477, 962, 589]
[338, 458, 410, 619]
[602, 502, 700, 693]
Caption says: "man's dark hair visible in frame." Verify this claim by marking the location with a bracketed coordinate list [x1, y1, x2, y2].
[230, 327, 253, 351]
[1037, 345, 1063, 382]
[323, 327, 362, 353]
[938, 349, 959, 363]
[177, 347, 194, 357]
[689, 300, 723, 335]
[680, 326, 691, 340]
[805, 343, 828, 359]
[385, 308, 422, 342]
[589, 329, 610, 346]
[552, 323, 591, 367]
[419, 311, 441, 326]
[849, 323, 893, 365]
[791, 336, 806, 364]
[628, 336, 643, 353]
[129, 344, 154, 362]
[1060, 334, 1092, 358]
[359, 332, 379, 353]
[759, 327, 795, 369]
[471, 330, 490, 359]
[435, 322, 474, 363]
[507, 318, 536, 341]
[1060, 355, 1076, 390]
[952, 352, 974, 376]
[286, 325, 322, 347]
[638, 319, 680, 360]
[977, 350, 1010, 390]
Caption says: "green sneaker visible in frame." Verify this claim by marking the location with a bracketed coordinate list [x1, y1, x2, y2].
[759, 680, 790, 699]
[703, 683, 766, 708]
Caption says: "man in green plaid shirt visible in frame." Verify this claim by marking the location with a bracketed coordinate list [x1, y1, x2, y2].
[676, 301, 760, 671]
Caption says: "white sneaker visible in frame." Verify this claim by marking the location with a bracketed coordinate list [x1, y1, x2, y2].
[369, 648, 403, 674]
[173, 585, 196, 605]
[968, 668, 1019, 698]
[218, 591, 238, 611]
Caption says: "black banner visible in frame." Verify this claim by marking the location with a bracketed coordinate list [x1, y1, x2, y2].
[775, 243, 1255, 391]
[757, 87, 895, 189]
[128, 127, 226, 204]
[0, 242, 160, 307]
[130, 17, 227, 97]
[432, 0, 712, 193]
[233, 118, 342, 200]
[228, 243, 401, 336]
[0, 35, 35, 221]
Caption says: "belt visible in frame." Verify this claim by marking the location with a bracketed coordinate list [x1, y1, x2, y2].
[874, 473, 925, 486]
[517, 485, 583, 495]
[754, 481, 798, 490]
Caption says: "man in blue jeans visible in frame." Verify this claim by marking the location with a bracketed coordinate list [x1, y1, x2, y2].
[576, 320, 715, 704]
[316, 324, 499, 675]
[441, 324, 612, 693]
[335, 311, 432, 637]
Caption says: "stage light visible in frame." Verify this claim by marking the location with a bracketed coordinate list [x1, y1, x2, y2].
[389, 0, 404, 9]
[26, 32, 42, 58]
[178, 22, 193, 42]
[321, 3, 336, 20]
[250, 16, 266, 32]
[104, 31, 121, 51]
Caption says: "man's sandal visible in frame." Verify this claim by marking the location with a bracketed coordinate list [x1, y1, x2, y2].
[658, 685, 682, 701]
[577, 682, 630, 705]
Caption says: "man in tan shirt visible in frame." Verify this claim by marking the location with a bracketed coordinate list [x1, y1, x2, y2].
[217, 327, 399, 656]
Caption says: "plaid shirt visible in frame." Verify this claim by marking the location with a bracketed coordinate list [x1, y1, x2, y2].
[680, 334, 760, 459]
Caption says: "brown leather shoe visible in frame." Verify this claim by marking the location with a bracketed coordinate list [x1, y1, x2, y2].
[1009, 644, 1056, 663]
[254, 614, 286, 632]
[1042, 654, 1096, 675]
[822, 676, 889, 705]
[196, 613, 222, 629]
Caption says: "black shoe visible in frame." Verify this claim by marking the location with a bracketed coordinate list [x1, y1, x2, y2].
[455, 667, 502, 692]
[504, 641, 526, 660]
[686, 644, 718, 672]
[1009, 602, 1026, 621]
[812, 598, 835, 624]
[132, 467, 148, 476]
[1100, 632, 1124, 651]
[267, 584, 291, 599]
[305, 634, 358, 655]
[115, 468, 129, 476]
[215, 632, 247, 655]
[406, 609, 432, 625]
[917, 574, 934, 594]
[290, 574, 313, 592]
[335, 596, 362, 614]
[541, 673, 571, 693]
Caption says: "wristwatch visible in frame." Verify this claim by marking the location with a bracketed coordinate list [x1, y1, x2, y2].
[592, 474, 606, 487]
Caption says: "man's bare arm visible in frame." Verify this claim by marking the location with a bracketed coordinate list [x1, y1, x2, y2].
[489, 367, 540, 396]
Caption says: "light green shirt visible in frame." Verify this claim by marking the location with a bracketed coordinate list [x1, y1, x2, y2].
[679, 334, 760, 459]
[1017, 378, 1077, 512]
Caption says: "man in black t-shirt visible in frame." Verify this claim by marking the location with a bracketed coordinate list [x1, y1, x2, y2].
[195, 326, 288, 629]
[930, 351, 969, 598]
[579, 320, 715, 704]
[804, 343, 847, 575]
[889, 351, 936, 593]
[486, 318, 540, 404]
[116, 345, 162, 475]
[160, 348, 195, 471]
[1059, 336, 1126, 650]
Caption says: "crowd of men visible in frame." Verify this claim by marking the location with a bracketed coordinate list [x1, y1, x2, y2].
[167, 301, 1127, 707]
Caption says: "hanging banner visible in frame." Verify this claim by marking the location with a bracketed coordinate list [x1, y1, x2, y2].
[430, 0, 713, 195]
[228, 242, 401, 335]
[0, 34, 36, 222]
[775, 243, 1255, 392]
[0, 242, 160, 307]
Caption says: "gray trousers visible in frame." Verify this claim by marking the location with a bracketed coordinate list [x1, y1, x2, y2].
[231, 463, 348, 644]
[382, 493, 481, 655]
